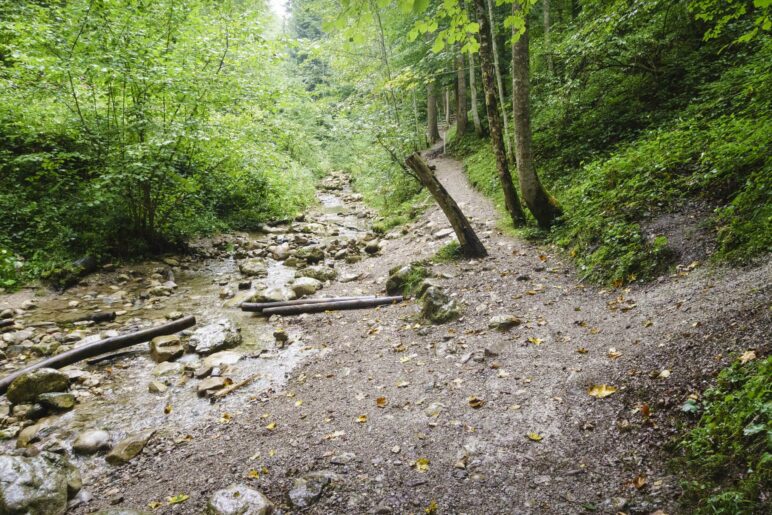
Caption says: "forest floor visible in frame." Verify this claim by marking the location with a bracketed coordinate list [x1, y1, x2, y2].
[2, 148, 770, 514]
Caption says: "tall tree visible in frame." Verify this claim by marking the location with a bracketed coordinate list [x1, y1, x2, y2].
[543, 0, 553, 74]
[474, 0, 526, 226]
[468, 49, 483, 136]
[427, 81, 440, 143]
[456, 49, 468, 137]
[485, 0, 511, 157]
[512, 1, 562, 228]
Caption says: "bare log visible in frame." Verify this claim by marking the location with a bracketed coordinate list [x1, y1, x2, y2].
[0, 315, 196, 395]
[241, 296, 377, 312]
[405, 153, 488, 258]
[262, 296, 404, 316]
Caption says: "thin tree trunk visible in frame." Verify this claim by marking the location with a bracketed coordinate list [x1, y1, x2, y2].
[445, 87, 450, 126]
[262, 296, 404, 316]
[427, 82, 440, 143]
[370, 0, 400, 125]
[456, 50, 468, 137]
[468, 50, 483, 136]
[485, 0, 511, 157]
[474, 0, 526, 227]
[405, 153, 488, 257]
[543, 0, 553, 74]
[512, 2, 562, 228]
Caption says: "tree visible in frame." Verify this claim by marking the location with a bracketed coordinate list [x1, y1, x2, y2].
[427, 81, 441, 143]
[456, 49, 468, 137]
[511, 1, 562, 228]
[485, 0, 512, 158]
[468, 49, 484, 136]
[474, 0, 526, 226]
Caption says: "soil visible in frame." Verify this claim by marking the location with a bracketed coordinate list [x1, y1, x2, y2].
[2, 150, 770, 514]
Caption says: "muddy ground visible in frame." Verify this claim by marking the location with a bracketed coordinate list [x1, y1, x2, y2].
[1, 149, 769, 514]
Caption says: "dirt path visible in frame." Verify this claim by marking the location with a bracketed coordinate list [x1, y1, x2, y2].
[32, 151, 772, 514]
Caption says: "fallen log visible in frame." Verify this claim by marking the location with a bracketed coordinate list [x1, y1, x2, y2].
[0, 315, 196, 395]
[241, 295, 377, 312]
[262, 296, 404, 316]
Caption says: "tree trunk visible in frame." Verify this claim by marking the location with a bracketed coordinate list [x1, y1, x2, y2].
[543, 0, 553, 74]
[406, 153, 488, 257]
[262, 296, 404, 316]
[0, 316, 197, 394]
[445, 87, 450, 126]
[512, 2, 563, 228]
[427, 82, 440, 143]
[241, 296, 377, 312]
[485, 0, 511, 157]
[468, 50, 483, 137]
[474, 0, 527, 227]
[456, 50, 468, 137]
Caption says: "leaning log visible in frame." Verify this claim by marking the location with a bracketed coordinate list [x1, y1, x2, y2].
[405, 153, 488, 258]
[241, 296, 377, 312]
[0, 315, 196, 395]
[262, 296, 404, 316]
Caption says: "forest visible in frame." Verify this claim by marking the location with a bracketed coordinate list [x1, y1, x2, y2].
[0, 0, 770, 513]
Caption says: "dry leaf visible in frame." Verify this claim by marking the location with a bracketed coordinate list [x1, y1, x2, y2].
[356, 414, 367, 423]
[739, 350, 757, 364]
[588, 384, 618, 398]
[164, 404, 172, 415]
[413, 457, 430, 472]
[265, 422, 277, 430]
[641, 403, 651, 418]
[147, 501, 163, 510]
[468, 396, 485, 409]
[659, 369, 671, 378]
[167, 494, 189, 505]
[631, 474, 647, 490]
[527, 337, 543, 345]
[219, 412, 232, 424]
[425, 499, 439, 514]
[607, 348, 622, 359]
[295, 400, 303, 407]
[376, 396, 388, 408]
[527, 432, 543, 442]
[577, 347, 589, 354]
[247, 469, 260, 479]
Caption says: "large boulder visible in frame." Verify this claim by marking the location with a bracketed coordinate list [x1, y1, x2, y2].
[385, 263, 426, 296]
[0, 451, 81, 515]
[148, 335, 184, 363]
[421, 287, 460, 324]
[206, 483, 274, 515]
[238, 259, 267, 277]
[6, 368, 69, 405]
[297, 265, 337, 282]
[105, 429, 154, 465]
[189, 319, 241, 355]
[291, 277, 322, 298]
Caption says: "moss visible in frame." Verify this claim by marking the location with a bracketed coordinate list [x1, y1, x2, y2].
[432, 241, 462, 263]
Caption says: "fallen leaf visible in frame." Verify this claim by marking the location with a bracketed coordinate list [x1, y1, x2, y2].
[219, 412, 232, 424]
[659, 369, 671, 378]
[295, 400, 303, 407]
[527, 432, 543, 442]
[164, 404, 172, 415]
[167, 494, 189, 505]
[607, 348, 622, 359]
[356, 414, 368, 423]
[641, 403, 651, 418]
[510, 404, 521, 411]
[527, 337, 543, 345]
[376, 396, 388, 408]
[413, 457, 430, 472]
[396, 381, 410, 388]
[630, 474, 647, 490]
[425, 499, 439, 514]
[577, 347, 589, 354]
[739, 350, 756, 364]
[643, 319, 653, 327]
[265, 422, 277, 430]
[588, 384, 618, 398]
[468, 396, 485, 409]
[247, 469, 260, 479]
[147, 501, 163, 510]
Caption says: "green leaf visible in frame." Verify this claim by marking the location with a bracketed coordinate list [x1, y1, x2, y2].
[431, 36, 445, 53]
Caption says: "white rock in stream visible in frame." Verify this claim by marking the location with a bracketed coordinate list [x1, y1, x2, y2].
[189, 319, 241, 355]
[291, 277, 322, 298]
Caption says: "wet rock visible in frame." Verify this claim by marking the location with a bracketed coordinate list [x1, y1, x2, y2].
[488, 315, 522, 330]
[147, 285, 173, 297]
[6, 368, 69, 405]
[197, 377, 229, 397]
[73, 430, 111, 454]
[148, 335, 184, 363]
[165, 311, 184, 321]
[37, 393, 76, 411]
[0, 451, 80, 515]
[206, 483, 274, 515]
[21, 299, 38, 310]
[105, 430, 154, 465]
[219, 287, 235, 300]
[189, 319, 241, 355]
[238, 280, 252, 290]
[151, 361, 184, 377]
[340, 272, 361, 283]
[147, 381, 168, 394]
[31, 341, 60, 356]
[291, 277, 322, 298]
[253, 287, 296, 303]
[297, 265, 337, 282]
[269, 243, 291, 261]
[239, 259, 268, 277]
[288, 472, 332, 509]
[364, 240, 381, 254]
[296, 246, 325, 264]
[1, 309, 13, 319]
[421, 287, 460, 324]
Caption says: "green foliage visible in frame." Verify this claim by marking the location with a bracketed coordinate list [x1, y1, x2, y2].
[676, 356, 771, 513]
[433, 241, 462, 263]
[0, 247, 18, 289]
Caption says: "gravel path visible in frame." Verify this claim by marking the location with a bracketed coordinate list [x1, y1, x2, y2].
[73, 151, 770, 514]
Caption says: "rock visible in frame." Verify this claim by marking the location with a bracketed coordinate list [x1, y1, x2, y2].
[73, 430, 111, 454]
[31, 341, 60, 356]
[297, 265, 337, 282]
[295, 246, 325, 264]
[21, 299, 38, 310]
[6, 368, 69, 405]
[238, 281, 252, 290]
[147, 381, 168, 394]
[197, 377, 229, 397]
[433, 228, 454, 239]
[0, 309, 13, 319]
[330, 452, 356, 465]
[0, 451, 80, 515]
[147, 285, 172, 297]
[421, 287, 460, 324]
[151, 361, 184, 377]
[269, 243, 291, 261]
[205, 483, 274, 515]
[162, 257, 179, 267]
[189, 319, 241, 355]
[252, 287, 296, 303]
[385, 264, 419, 296]
[339, 272, 361, 283]
[288, 472, 332, 509]
[165, 311, 184, 321]
[37, 393, 76, 411]
[488, 314, 522, 330]
[364, 240, 381, 254]
[219, 288, 235, 300]
[148, 335, 184, 363]
[105, 430, 154, 465]
[291, 277, 322, 298]
[90, 510, 152, 515]
[239, 259, 268, 277]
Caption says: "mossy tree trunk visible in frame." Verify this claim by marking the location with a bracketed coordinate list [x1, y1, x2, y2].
[456, 49, 468, 137]
[427, 81, 440, 143]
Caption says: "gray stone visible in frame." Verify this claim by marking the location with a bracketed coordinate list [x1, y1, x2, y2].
[288, 472, 332, 509]
[148, 335, 184, 363]
[433, 228, 454, 239]
[205, 483, 274, 515]
[37, 393, 76, 410]
[252, 287, 296, 303]
[197, 377, 229, 397]
[73, 430, 111, 454]
[488, 314, 522, 330]
[189, 319, 241, 355]
[295, 246, 325, 264]
[364, 240, 381, 254]
[239, 259, 268, 277]
[291, 277, 322, 298]
[151, 361, 184, 377]
[297, 265, 337, 282]
[147, 381, 168, 394]
[105, 430, 154, 465]
[421, 287, 460, 324]
[6, 368, 69, 405]
[0, 451, 80, 515]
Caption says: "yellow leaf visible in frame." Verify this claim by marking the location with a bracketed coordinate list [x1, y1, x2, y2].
[659, 369, 671, 378]
[147, 501, 163, 510]
[527, 432, 543, 442]
[376, 396, 388, 408]
[467, 396, 485, 409]
[265, 422, 277, 430]
[247, 469, 260, 479]
[414, 457, 430, 472]
[164, 404, 172, 415]
[577, 347, 589, 354]
[527, 337, 543, 345]
[607, 348, 622, 359]
[356, 414, 368, 423]
[425, 499, 439, 514]
[588, 384, 618, 398]
[219, 412, 232, 423]
[167, 494, 189, 505]
[295, 400, 303, 407]
[739, 350, 756, 364]
[261, 466, 269, 475]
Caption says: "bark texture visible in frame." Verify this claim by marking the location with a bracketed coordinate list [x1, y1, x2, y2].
[468, 50, 483, 136]
[427, 82, 440, 143]
[456, 50, 468, 137]
[485, 0, 511, 157]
